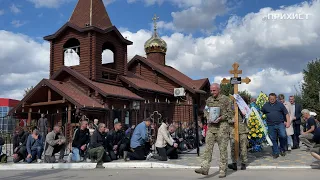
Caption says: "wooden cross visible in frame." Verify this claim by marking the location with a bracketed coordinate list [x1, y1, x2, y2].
[150, 111, 162, 125]
[221, 62, 251, 161]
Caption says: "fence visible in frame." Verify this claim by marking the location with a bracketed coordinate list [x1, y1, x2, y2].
[0, 103, 200, 156]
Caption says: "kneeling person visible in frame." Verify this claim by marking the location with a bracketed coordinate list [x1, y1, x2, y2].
[44, 125, 67, 163]
[154, 121, 178, 161]
[68, 121, 90, 162]
[88, 123, 111, 168]
[12, 128, 29, 163]
[310, 127, 320, 165]
[26, 129, 44, 163]
[107, 122, 127, 160]
[126, 118, 152, 160]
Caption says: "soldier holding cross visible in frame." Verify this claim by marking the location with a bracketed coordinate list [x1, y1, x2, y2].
[228, 95, 250, 171]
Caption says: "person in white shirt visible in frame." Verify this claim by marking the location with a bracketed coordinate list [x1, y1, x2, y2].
[154, 119, 178, 161]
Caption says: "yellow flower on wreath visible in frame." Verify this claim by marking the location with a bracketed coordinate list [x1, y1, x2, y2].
[252, 133, 257, 137]
[251, 122, 255, 126]
[248, 135, 251, 139]
[251, 128, 256, 132]
[258, 134, 263, 138]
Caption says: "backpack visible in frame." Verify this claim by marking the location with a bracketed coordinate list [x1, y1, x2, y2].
[0, 154, 7, 163]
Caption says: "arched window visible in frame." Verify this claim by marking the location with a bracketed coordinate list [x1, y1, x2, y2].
[102, 42, 115, 68]
[63, 38, 80, 66]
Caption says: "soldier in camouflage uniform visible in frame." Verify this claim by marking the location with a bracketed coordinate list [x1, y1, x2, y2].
[195, 83, 232, 178]
[228, 95, 249, 171]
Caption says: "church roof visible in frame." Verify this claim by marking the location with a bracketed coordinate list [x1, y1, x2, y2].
[193, 78, 210, 90]
[47, 79, 104, 108]
[119, 72, 172, 95]
[9, 79, 104, 114]
[51, 66, 144, 101]
[69, 0, 112, 30]
[128, 55, 208, 94]
[43, 22, 132, 45]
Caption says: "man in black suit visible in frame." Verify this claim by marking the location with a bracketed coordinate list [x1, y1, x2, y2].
[289, 95, 302, 149]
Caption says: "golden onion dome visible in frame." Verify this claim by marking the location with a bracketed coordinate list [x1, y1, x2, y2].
[144, 14, 167, 54]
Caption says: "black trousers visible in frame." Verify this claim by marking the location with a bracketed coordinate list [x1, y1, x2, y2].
[155, 146, 178, 161]
[114, 143, 127, 157]
[108, 150, 117, 160]
[128, 144, 151, 160]
[13, 146, 27, 163]
[292, 123, 301, 148]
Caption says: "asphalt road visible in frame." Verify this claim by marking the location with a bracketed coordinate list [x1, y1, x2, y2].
[0, 169, 317, 180]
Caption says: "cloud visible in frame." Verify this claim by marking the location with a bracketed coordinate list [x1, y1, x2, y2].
[0, 10, 4, 16]
[0, 30, 50, 100]
[127, 0, 164, 6]
[212, 68, 303, 97]
[11, 20, 27, 28]
[122, 1, 320, 95]
[27, 0, 115, 8]
[10, 4, 21, 14]
[128, 0, 230, 33]
[103, 0, 116, 6]
[27, 0, 72, 8]
[2, 0, 319, 100]
[169, 0, 229, 33]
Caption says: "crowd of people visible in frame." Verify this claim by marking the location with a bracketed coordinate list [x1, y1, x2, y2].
[1, 82, 320, 177]
[0, 114, 205, 167]
[194, 83, 320, 178]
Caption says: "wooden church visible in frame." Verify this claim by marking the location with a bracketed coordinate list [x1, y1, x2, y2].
[10, 0, 210, 131]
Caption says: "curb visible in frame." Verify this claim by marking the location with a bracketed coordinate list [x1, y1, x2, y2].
[0, 162, 313, 170]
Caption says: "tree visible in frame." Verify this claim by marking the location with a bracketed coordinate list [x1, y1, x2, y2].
[23, 86, 34, 97]
[220, 83, 234, 96]
[301, 59, 320, 114]
[239, 90, 252, 101]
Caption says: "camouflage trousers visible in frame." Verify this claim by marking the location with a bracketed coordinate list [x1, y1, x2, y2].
[230, 133, 248, 164]
[200, 129, 229, 173]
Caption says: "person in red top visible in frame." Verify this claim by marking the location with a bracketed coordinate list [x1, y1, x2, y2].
[203, 123, 208, 140]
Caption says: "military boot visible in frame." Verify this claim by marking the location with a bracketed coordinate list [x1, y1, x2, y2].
[194, 168, 209, 175]
[240, 163, 246, 170]
[227, 163, 237, 171]
[218, 171, 226, 178]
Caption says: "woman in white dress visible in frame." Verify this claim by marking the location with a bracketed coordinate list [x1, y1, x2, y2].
[279, 94, 294, 150]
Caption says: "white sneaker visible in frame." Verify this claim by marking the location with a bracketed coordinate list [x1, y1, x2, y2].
[37, 159, 42, 163]
[67, 153, 73, 163]
[146, 153, 153, 160]
[288, 146, 292, 151]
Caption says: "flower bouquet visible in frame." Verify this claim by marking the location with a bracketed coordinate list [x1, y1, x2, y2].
[248, 92, 271, 152]
[248, 111, 266, 152]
